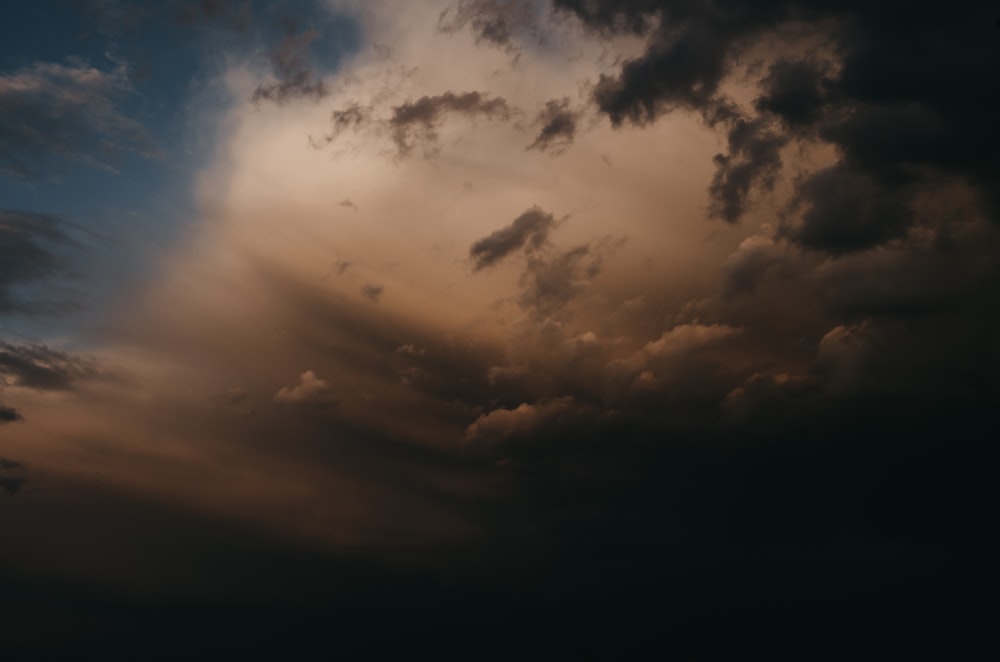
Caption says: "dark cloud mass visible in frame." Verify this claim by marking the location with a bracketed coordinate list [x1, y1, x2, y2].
[527, 98, 579, 154]
[388, 91, 511, 156]
[0, 341, 108, 391]
[551, 0, 1000, 251]
[469, 206, 557, 270]
[0, 405, 23, 423]
[2, 2, 995, 656]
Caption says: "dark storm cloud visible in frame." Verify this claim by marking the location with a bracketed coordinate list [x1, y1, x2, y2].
[527, 98, 579, 154]
[251, 27, 328, 104]
[0, 342, 109, 391]
[0, 211, 79, 316]
[0, 59, 154, 178]
[469, 206, 557, 270]
[780, 165, 914, 254]
[708, 117, 786, 223]
[754, 57, 832, 131]
[549, 0, 1000, 252]
[719, 236, 786, 298]
[388, 91, 511, 157]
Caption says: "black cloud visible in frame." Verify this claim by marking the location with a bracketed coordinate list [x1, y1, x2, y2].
[549, 0, 1000, 252]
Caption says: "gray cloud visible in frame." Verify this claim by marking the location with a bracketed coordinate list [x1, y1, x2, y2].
[469, 206, 557, 271]
[548, 0, 1000, 253]
[708, 117, 786, 223]
[0, 404, 23, 423]
[389, 91, 511, 157]
[360, 282, 384, 302]
[0, 210, 79, 316]
[527, 98, 579, 154]
[251, 27, 328, 104]
[0, 341, 109, 391]
[172, 0, 253, 30]
[438, 0, 541, 55]
[0, 58, 154, 178]
[518, 244, 594, 316]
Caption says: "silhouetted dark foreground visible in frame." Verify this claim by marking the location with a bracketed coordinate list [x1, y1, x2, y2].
[2, 397, 988, 659]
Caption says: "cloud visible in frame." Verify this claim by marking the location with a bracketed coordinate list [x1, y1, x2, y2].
[388, 91, 512, 156]
[437, 0, 540, 54]
[172, 0, 253, 31]
[0, 58, 153, 178]
[273, 370, 336, 407]
[464, 396, 581, 445]
[0, 210, 80, 315]
[517, 244, 594, 316]
[251, 28, 329, 104]
[527, 98, 580, 154]
[720, 235, 785, 298]
[707, 117, 786, 223]
[781, 165, 914, 255]
[360, 282, 384, 302]
[469, 206, 557, 271]
[311, 103, 372, 147]
[549, 0, 1000, 250]
[0, 341, 109, 391]
[0, 404, 24, 423]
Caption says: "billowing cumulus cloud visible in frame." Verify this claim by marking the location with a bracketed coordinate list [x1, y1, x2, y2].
[273, 370, 335, 407]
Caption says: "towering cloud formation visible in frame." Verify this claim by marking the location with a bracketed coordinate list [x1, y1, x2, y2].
[1, 2, 993, 654]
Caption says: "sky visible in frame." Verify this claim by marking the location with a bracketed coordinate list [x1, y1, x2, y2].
[1, 0, 997, 656]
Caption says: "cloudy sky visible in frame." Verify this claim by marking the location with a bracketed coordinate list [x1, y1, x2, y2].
[2, 0, 996, 655]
